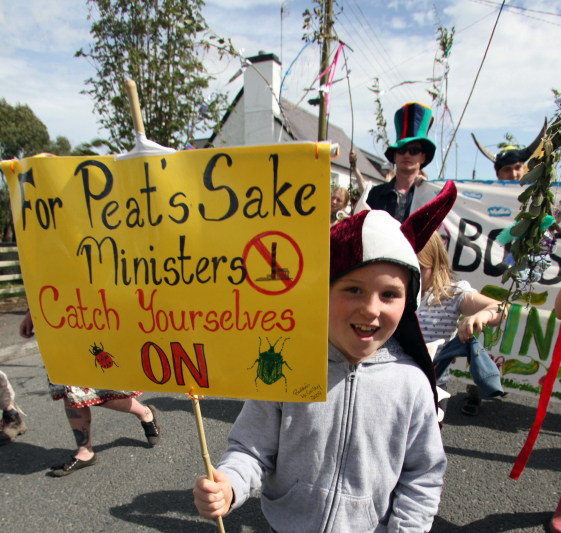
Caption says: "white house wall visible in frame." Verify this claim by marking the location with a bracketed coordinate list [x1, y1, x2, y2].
[244, 60, 281, 146]
[212, 94, 245, 148]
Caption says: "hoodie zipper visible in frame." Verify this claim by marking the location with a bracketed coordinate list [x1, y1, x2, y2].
[323, 364, 357, 533]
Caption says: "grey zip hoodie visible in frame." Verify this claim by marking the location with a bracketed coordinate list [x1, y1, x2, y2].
[218, 339, 447, 533]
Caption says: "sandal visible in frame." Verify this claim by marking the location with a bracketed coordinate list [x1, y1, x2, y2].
[462, 396, 481, 416]
[51, 454, 97, 477]
[141, 405, 161, 447]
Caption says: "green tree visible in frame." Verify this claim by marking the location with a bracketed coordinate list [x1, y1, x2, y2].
[0, 98, 50, 159]
[497, 133, 522, 150]
[48, 135, 73, 156]
[0, 98, 56, 241]
[76, 0, 227, 151]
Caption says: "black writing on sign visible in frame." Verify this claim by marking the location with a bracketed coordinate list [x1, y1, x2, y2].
[451, 217, 561, 285]
[17, 154, 318, 231]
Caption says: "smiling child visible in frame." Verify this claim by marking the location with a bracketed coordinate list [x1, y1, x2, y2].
[193, 182, 457, 533]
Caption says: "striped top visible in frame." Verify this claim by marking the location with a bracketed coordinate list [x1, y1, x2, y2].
[417, 280, 476, 384]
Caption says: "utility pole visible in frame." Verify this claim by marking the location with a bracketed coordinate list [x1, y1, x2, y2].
[318, 0, 333, 141]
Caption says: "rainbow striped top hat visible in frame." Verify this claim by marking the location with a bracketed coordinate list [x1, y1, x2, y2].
[385, 102, 436, 168]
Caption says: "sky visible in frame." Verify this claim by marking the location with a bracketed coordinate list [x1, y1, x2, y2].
[1, 0, 560, 182]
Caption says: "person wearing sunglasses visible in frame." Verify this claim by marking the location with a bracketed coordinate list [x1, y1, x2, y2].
[365, 102, 436, 222]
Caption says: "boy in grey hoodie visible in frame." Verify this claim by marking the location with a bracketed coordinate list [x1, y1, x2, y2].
[194, 182, 457, 533]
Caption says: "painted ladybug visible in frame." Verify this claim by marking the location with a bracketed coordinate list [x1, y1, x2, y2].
[90, 342, 118, 372]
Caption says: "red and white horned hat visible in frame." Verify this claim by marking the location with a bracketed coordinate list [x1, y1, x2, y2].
[330, 180, 457, 311]
[329, 180, 457, 411]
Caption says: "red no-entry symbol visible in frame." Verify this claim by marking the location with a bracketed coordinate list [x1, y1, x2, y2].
[242, 231, 304, 296]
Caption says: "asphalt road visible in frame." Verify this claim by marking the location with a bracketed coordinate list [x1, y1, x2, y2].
[1, 331, 561, 532]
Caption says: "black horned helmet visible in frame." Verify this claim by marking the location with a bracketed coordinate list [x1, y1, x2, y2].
[471, 119, 546, 176]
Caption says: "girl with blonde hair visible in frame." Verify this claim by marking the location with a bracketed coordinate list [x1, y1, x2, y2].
[417, 231, 505, 416]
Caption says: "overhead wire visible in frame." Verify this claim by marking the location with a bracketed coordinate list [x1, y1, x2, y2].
[279, 41, 317, 109]
[345, 7, 414, 101]
[346, 0, 419, 102]
[341, 44, 355, 182]
[473, 0, 561, 18]
[438, 0, 506, 179]
[331, 7, 498, 99]
[332, 13, 404, 110]
[329, 27, 384, 160]
[336, 7, 415, 103]
[469, 0, 561, 27]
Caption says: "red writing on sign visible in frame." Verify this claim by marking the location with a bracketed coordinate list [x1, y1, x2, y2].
[136, 288, 295, 334]
[141, 341, 209, 388]
[39, 285, 120, 331]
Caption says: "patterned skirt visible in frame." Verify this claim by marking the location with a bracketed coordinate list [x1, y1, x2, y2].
[49, 382, 143, 408]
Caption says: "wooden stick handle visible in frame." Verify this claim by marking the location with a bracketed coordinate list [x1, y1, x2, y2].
[191, 396, 226, 533]
[124, 79, 145, 135]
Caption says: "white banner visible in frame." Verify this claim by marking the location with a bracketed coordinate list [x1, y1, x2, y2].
[412, 180, 561, 399]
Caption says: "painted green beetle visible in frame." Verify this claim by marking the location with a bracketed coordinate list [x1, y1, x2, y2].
[248, 337, 292, 391]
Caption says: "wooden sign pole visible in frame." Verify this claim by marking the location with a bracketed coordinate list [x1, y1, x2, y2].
[190, 394, 226, 533]
[124, 79, 145, 134]
[122, 80, 224, 530]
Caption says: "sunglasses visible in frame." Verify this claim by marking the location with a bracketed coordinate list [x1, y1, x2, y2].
[396, 146, 424, 156]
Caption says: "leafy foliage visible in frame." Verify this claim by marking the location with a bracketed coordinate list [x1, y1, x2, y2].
[302, 0, 335, 44]
[0, 99, 74, 241]
[49, 136, 73, 156]
[76, 0, 227, 151]
[499, 115, 561, 309]
[497, 132, 522, 150]
[70, 138, 121, 156]
[427, 6, 455, 105]
[368, 78, 390, 152]
[0, 99, 50, 159]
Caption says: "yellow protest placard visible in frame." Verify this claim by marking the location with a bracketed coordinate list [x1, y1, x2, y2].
[1, 143, 330, 402]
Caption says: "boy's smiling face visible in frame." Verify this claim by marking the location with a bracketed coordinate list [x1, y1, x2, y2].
[329, 261, 410, 365]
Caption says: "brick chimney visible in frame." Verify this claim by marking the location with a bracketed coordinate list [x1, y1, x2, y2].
[244, 51, 282, 146]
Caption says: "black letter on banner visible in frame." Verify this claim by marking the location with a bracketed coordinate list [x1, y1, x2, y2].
[76, 236, 118, 285]
[74, 160, 114, 228]
[199, 153, 238, 221]
[169, 192, 189, 224]
[140, 162, 162, 226]
[484, 228, 508, 277]
[452, 218, 482, 272]
[294, 184, 316, 216]
[18, 169, 35, 230]
[270, 154, 292, 216]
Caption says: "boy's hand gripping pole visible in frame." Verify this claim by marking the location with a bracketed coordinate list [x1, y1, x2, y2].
[189, 393, 226, 533]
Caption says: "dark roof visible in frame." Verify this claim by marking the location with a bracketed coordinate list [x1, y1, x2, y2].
[192, 138, 209, 149]
[206, 88, 386, 182]
[280, 99, 386, 181]
[206, 88, 244, 146]
[247, 52, 281, 65]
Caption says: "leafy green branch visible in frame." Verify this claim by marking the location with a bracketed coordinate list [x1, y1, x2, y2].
[499, 116, 561, 309]
[368, 78, 389, 152]
[427, 5, 455, 105]
[497, 133, 522, 150]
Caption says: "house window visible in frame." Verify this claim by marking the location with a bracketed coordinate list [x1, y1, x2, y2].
[331, 172, 339, 186]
